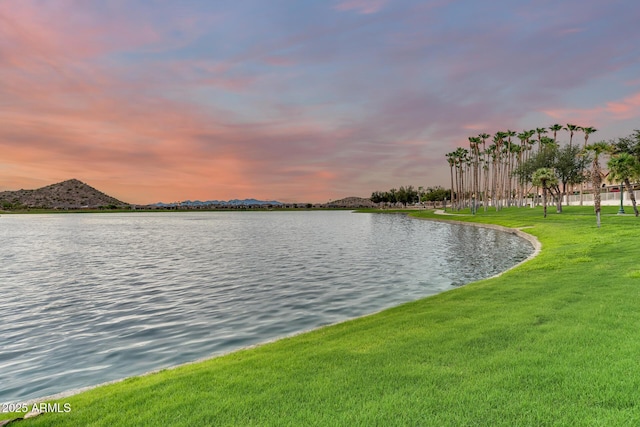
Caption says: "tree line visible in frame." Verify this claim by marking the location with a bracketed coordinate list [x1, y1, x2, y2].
[371, 186, 451, 207]
[445, 126, 640, 225]
[527, 130, 640, 225]
[445, 124, 599, 213]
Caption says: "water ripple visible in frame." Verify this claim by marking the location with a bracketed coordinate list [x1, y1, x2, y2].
[0, 211, 532, 403]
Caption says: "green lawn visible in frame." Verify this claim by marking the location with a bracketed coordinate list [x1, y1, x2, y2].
[8, 205, 640, 426]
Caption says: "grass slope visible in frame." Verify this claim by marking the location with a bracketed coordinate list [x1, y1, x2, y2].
[11, 205, 640, 426]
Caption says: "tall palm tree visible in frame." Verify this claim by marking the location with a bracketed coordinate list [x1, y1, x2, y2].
[479, 133, 491, 211]
[584, 141, 610, 227]
[468, 136, 481, 212]
[535, 127, 547, 151]
[581, 126, 597, 147]
[607, 152, 640, 216]
[504, 130, 517, 207]
[579, 126, 597, 205]
[446, 152, 455, 210]
[488, 143, 498, 209]
[565, 123, 579, 147]
[510, 143, 522, 206]
[563, 123, 580, 202]
[493, 132, 506, 210]
[549, 124, 563, 143]
[517, 131, 530, 207]
[452, 147, 469, 210]
[532, 167, 558, 218]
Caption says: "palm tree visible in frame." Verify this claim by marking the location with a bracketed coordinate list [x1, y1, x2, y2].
[607, 152, 640, 217]
[504, 130, 517, 207]
[579, 127, 597, 205]
[451, 147, 469, 210]
[535, 127, 547, 151]
[468, 136, 481, 212]
[493, 132, 506, 210]
[581, 126, 597, 148]
[562, 123, 580, 202]
[479, 133, 491, 211]
[565, 123, 579, 147]
[532, 167, 558, 218]
[517, 131, 530, 207]
[584, 141, 610, 227]
[446, 152, 455, 210]
[549, 124, 563, 143]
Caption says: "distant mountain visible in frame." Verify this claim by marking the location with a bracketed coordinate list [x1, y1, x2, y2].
[0, 179, 129, 209]
[153, 198, 283, 208]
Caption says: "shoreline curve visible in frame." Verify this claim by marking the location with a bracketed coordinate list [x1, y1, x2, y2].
[11, 210, 542, 410]
[415, 211, 541, 280]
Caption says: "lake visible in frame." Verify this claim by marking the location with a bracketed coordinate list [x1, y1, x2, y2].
[0, 211, 533, 403]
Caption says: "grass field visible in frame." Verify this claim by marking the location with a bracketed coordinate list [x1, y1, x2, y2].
[5, 205, 640, 426]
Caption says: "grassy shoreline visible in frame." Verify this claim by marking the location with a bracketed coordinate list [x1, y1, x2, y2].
[7, 205, 640, 425]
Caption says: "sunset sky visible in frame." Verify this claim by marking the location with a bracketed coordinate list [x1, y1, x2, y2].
[1, 0, 639, 204]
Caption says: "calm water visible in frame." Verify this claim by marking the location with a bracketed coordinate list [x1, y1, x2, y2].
[0, 211, 533, 403]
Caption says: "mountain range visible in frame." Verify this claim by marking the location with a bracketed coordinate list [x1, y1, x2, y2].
[153, 199, 283, 208]
[0, 179, 376, 210]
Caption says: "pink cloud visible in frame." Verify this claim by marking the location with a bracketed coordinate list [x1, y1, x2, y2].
[543, 91, 640, 124]
[605, 92, 640, 119]
[463, 123, 491, 131]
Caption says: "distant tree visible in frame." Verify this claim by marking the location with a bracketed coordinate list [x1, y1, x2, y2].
[371, 186, 419, 207]
[388, 188, 398, 205]
[532, 168, 558, 218]
[370, 191, 384, 204]
[396, 185, 419, 207]
[423, 186, 451, 202]
[611, 129, 640, 162]
[396, 186, 409, 207]
[607, 152, 640, 217]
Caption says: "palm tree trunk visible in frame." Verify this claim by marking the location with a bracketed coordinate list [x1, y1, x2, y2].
[555, 187, 562, 213]
[624, 178, 639, 216]
[594, 168, 602, 228]
[492, 159, 498, 210]
[484, 162, 489, 212]
[449, 165, 454, 211]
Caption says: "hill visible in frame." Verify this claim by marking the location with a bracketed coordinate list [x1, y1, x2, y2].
[0, 179, 129, 209]
[324, 196, 378, 208]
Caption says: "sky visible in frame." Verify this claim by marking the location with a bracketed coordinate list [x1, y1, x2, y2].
[1, 0, 639, 204]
